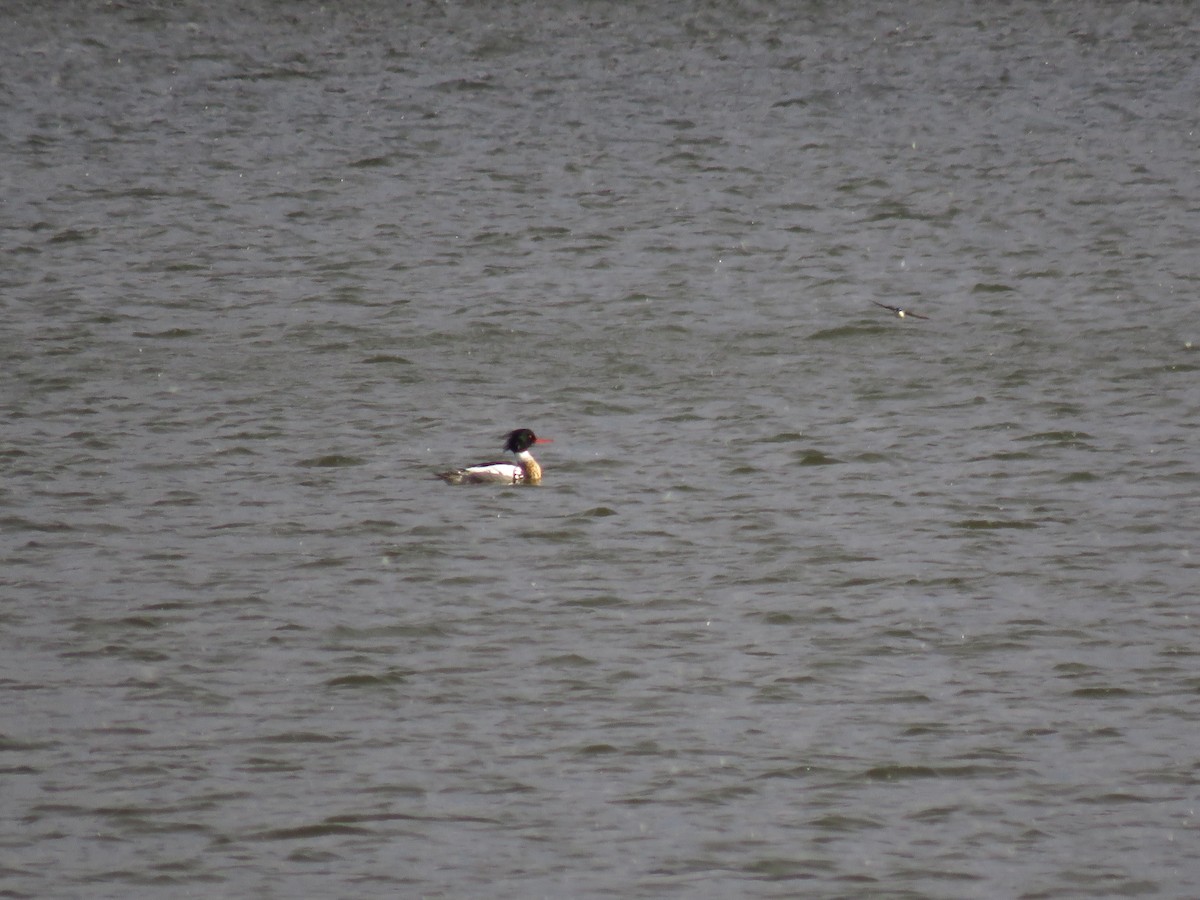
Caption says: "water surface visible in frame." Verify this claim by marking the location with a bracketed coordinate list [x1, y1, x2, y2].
[3, 1, 1198, 897]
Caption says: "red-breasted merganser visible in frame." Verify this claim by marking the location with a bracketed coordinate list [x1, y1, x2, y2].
[873, 300, 929, 320]
[436, 428, 553, 485]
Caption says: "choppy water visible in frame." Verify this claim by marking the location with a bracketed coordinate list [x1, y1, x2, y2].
[3, 1, 1198, 897]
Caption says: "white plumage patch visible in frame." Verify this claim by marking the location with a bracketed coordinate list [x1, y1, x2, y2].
[461, 463, 523, 483]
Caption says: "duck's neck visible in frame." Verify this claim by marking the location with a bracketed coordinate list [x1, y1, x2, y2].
[517, 450, 542, 485]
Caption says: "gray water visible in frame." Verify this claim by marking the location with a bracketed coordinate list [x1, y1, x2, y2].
[3, 1, 1199, 897]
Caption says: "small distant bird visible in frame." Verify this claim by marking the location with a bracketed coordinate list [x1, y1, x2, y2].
[873, 301, 929, 320]
[436, 428, 553, 485]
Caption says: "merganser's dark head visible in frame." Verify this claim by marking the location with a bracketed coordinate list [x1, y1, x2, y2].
[504, 428, 551, 454]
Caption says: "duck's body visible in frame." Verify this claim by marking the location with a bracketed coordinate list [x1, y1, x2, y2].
[436, 428, 551, 485]
[873, 300, 929, 320]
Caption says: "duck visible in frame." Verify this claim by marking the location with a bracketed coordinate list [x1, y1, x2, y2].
[873, 300, 929, 320]
[436, 428, 552, 485]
